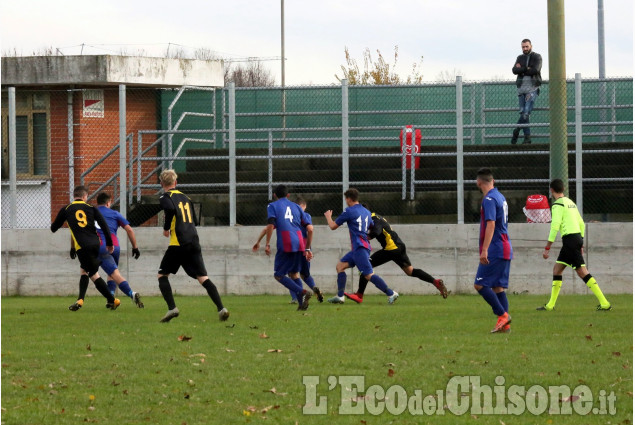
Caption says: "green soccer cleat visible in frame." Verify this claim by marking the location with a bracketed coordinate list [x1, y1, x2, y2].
[596, 304, 612, 312]
[327, 295, 344, 304]
[160, 307, 180, 322]
[218, 307, 230, 321]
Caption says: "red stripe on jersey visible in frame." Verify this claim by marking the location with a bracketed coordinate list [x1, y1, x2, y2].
[358, 235, 370, 250]
[297, 231, 305, 251]
[501, 233, 512, 260]
[282, 231, 292, 252]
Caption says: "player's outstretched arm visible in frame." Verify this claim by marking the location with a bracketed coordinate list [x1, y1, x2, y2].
[253, 226, 267, 252]
[324, 210, 338, 230]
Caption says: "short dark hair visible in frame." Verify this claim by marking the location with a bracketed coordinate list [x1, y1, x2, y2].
[96, 192, 111, 206]
[73, 186, 88, 199]
[344, 188, 359, 202]
[476, 168, 493, 182]
[550, 179, 565, 194]
[274, 184, 288, 199]
[522, 38, 532, 44]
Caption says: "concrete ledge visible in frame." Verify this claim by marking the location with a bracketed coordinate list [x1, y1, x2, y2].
[1, 223, 632, 297]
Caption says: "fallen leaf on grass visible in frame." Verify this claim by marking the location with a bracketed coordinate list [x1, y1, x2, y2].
[268, 349, 283, 353]
[264, 387, 287, 396]
[387, 368, 395, 377]
[585, 335, 592, 341]
[261, 405, 280, 414]
[225, 348, 235, 352]
[259, 333, 269, 339]
[189, 353, 206, 358]
[86, 344, 91, 351]
[613, 352, 622, 357]
[177, 335, 192, 342]
[249, 325, 259, 329]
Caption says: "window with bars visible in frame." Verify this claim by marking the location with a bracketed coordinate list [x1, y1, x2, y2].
[1, 92, 50, 179]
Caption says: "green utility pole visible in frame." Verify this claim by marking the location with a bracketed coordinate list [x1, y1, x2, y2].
[547, 0, 569, 194]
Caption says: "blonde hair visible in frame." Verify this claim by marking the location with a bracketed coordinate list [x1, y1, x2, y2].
[160, 169, 178, 187]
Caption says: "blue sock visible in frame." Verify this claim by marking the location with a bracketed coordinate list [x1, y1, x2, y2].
[496, 291, 509, 313]
[478, 287, 505, 316]
[302, 275, 316, 289]
[293, 278, 305, 295]
[289, 289, 297, 301]
[279, 276, 303, 298]
[370, 274, 393, 296]
[118, 281, 133, 298]
[107, 280, 117, 296]
[337, 272, 347, 297]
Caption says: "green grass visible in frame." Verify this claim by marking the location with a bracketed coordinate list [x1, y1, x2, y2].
[2, 294, 632, 425]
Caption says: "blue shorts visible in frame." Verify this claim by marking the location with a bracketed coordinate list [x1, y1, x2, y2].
[274, 251, 303, 277]
[341, 248, 373, 276]
[474, 258, 511, 288]
[300, 257, 311, 277]
[99, 246, 120, 276]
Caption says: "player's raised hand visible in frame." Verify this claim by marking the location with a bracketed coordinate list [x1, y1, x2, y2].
[324, 210, 332, 219]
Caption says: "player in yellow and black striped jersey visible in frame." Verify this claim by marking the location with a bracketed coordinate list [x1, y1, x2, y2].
[344, 207, 448, 303]
[50, 185, 120, 311]
[156, 169, 229, 323]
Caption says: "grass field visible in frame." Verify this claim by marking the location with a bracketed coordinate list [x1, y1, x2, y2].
[1, 294, 632, 425]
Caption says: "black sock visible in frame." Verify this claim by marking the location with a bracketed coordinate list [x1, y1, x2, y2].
[158, 276, 176, 310]
[357, 274, 368, 295]
[201, 279, 224, 311]
[412, 268, 434, 284]
[92, 277, 115, 303]
[78, 275, 90, 300]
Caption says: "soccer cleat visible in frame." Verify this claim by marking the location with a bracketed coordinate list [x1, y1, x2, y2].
[388, 291, 400, 305]
[344, 292, 363, 304]
[327, 295, 345, 304]
[105, 298, 121, 310]
[596, 304, 612, 312]
[491, 312, 512, 333]
[312, 286, 324, 303]
[433, 279, 448, 299]
[69, 299, 84, 311]
[133, 292, 144, 309]
[160, 307, 180, 323]
[289, 299, 298, 304]
[501, 324, 511, 334]
[536, 305, 554, 311]
[218, 307, 230, 321]
[298, 290, 312, 311]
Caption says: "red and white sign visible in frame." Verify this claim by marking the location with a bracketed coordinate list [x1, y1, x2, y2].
[83, 89, 104, 118]
[400, 125, 421, 169]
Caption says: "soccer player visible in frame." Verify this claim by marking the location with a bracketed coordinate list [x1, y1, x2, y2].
[156, 170, 229, 323]
[344, 206, 447, 303]
[324, 188, 399, 304]
[94, 192, 144, 308]
[51, 185, 121, 311]
[539, 179, 611, 311]
[253, 196, 323, 303]
[260, 185, 313, 310]
[473, 168, 512, 333]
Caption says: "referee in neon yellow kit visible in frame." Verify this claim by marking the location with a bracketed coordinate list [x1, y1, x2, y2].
[538, 179, 611, 311]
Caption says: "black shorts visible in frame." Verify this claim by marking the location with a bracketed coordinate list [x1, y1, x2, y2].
[556, 233, 585, 269]
[76, 244, 101, 277]
[369, 244, 411, 269]
[158, 243, 208, 279]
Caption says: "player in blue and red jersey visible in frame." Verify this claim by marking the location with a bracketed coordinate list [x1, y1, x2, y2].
[95, 192, 144, 308]
[474, 168, 513, 333]
[324, 188, 399, 304]
[253, 196, 323, 303]
[262, 185, 313, 310]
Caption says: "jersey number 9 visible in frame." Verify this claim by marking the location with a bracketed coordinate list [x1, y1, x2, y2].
[75, 210, 88, 227]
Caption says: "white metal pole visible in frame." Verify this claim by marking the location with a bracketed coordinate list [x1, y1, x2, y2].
[119, 84, 127, 218]
[341, 79, 349, 212]
[456, 76, 464, 224]
[8, 87, 17, 228]
[228, 82, 237, 226]
[67, 90, 74, 202]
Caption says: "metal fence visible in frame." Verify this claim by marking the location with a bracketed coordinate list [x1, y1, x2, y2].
[1, 76, 632, 229]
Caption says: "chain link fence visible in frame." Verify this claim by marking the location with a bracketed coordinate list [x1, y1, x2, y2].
[1, 77, 632, 229]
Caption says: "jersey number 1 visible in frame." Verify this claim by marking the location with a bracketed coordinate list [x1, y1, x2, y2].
[178, 202, 193, 223]
[356, 215, 368, 232]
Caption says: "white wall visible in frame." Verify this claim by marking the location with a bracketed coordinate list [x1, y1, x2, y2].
[1, 223, 632, 297]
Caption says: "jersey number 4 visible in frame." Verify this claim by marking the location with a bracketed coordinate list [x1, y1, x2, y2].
[284, 206, 294, 222]
[178, 202, 193, 223]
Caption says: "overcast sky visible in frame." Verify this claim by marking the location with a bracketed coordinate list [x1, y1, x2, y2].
[1, 0, 632, 85]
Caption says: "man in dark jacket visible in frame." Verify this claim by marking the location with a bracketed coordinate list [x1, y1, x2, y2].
[511, 39, 542, 145]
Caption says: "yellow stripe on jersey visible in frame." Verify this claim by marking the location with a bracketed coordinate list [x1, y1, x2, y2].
[169, 215, 179, 246]
[382, 229, 398, 251]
